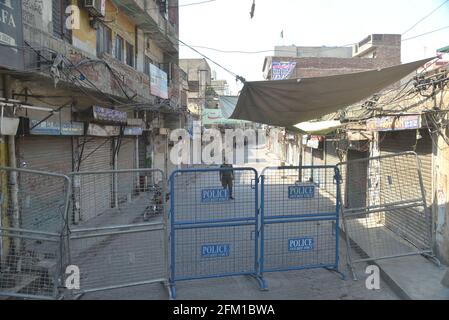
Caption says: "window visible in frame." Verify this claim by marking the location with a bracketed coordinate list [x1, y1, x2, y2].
[115, 35, 124, 62]
[52, 0, 72, 43]
[158, 0, 168, 17]
[96, 24, 112, 57]
[126, 42, 135, 67]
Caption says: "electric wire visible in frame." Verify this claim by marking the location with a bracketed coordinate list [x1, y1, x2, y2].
[402, 0, 449, 35]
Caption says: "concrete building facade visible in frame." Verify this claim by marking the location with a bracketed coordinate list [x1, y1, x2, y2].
[0, 0, 185, 227]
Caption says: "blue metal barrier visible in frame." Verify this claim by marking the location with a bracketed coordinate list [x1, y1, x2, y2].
[168, 167, 266, 299]
[259, 166, 344, 285]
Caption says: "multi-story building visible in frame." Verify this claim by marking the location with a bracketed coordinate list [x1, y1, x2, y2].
[263, 34, 401, 80]
[211, 79, 229, 96]
[179, 58, 212, 118]
[0, 0, 185, 226]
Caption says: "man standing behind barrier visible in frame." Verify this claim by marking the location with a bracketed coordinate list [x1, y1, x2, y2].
[220, 158, 235, 200]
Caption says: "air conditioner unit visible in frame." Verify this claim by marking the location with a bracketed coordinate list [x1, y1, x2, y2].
[84, 0, 106, 17]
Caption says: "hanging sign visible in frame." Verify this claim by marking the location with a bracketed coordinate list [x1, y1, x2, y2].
[0, 0, 24, 70]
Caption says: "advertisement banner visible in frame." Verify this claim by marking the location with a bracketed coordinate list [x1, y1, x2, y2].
[150, 64, 169, 99]
[271, 61, 297, 80]
[0, 0, 24, 70]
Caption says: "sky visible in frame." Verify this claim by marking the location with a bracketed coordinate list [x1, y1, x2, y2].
[179, 0, 449, 95]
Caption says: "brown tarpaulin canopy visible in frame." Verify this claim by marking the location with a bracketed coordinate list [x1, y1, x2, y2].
[230, 58, 434, 127]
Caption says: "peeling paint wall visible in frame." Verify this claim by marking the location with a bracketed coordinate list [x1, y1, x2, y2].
[72, 4, 97, 56]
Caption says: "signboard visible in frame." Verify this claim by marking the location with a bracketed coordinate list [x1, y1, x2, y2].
[150, 64, 169, 99]
[30, 120, 61, 135]
[87, 123, 120, 137]
[366, 115, 421, 132]
[0, 0, 24, 70]
[201, 188, 230, 203]
[201, 244, 231, 258]
[202, 108, 248, 126]
[288, 185, 315, 199]
[288, 237, 314, 252]
[61, 122, 84, 136]
[92, 106, 127, 125]
[306, 136, 323, 149]
[123, 126, 143, 136]
[271, 61, 297, 80]
[30, 120, 84, 136]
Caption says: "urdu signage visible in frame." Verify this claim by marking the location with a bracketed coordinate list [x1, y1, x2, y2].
[92, 106, 128, 125]
[271, 61, 297, 80]
[0, 0, 24, 70]
[366, 115, 421, 132]
[30, 120, 84, 136]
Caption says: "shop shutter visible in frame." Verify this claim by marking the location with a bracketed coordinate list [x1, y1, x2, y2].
[78, 138, 113, 222]
[17, 136, 72, 232]
[345, 150, 369, 209]
[380, 130, 432, 248]
[380, 130, 432, 205]
[117, 138, 136, 203]
[324, 141, 341, 198]
[325, 141, 340, 166]
[303, 147, 313, 181]
[312, 148, 324, 185]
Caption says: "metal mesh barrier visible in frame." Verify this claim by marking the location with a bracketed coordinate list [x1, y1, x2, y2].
[68, 169, 169, 297]
[169, 167, 264, 299]
[337, 152, 436, 279]
[0, 168, 70, 300]
[0, 230, 61, 300]
[260, 166, 342, 276]
[69, 223, 167, 295]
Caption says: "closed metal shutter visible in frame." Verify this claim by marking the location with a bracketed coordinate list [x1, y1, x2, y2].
[380, 130, 432, 205]
[303, 147, 313, 181]
[345, 150, 369, 209]
[117, 138, 135, 170]
[117, 138, 136, 203]
[17, 136, 72, 232]
[312, 148, 324, 185]
[18, 136, 72, 173]
[78, 138, 113, 222]
[325, 141, 340, 166]
[380, 130, 432, 248]
[324, 141, 341, 197]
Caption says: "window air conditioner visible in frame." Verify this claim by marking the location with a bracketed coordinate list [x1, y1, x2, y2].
[84, 0, 106, 17]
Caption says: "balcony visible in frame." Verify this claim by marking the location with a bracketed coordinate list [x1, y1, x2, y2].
[111, 0, 179, 54]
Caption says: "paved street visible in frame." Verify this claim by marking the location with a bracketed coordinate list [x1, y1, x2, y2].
[78, 145, 398, 300]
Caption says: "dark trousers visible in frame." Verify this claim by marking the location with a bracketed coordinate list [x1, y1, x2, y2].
[221, 178, 233, 197]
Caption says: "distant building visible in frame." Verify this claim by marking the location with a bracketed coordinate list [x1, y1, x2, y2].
[179, 58, 212, 116]
[211, 79, 230, 96]
[263, 34, 402, 80]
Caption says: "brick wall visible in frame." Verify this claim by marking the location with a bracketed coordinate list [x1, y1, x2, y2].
[286, 55, 400, 79]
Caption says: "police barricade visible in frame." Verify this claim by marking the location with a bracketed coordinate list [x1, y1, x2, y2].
[67, 169, 169, 298]
[169, 167, 265, 299]
[259, 166, 344, 282]
[0, 167, 71, 300]
[337, 152, 439, 280]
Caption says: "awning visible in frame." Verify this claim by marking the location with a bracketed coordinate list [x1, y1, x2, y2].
[231, 58, 433, 127]
[294, 120, 342, 135]
[219, 96, 239, 119]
